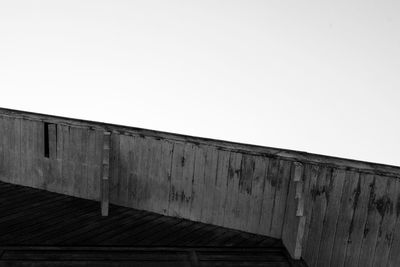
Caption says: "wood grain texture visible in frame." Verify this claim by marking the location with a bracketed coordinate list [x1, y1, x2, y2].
[343, 173, 373, 267]
[357, 175, 389, 267]
[248, 156, 269, 233]
[303, 166, 330, 267]
[258, 158, 279, 236]
[200, 146, 219, 224]
[315, 168, 345, 266]
[222, 151, 242, 229]
[387, 178, 400, 267]
[329, 171, 360, 267]
[372, 175, 398, 267]
[189, 145, 206, 221]
[270, 160, 292, 238]
[212, 149, 230, 226]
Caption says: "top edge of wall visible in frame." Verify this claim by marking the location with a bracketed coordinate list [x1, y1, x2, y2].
[1, 107, 399, 177]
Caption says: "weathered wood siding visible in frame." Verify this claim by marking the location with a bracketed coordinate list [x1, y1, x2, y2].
[2, 108, 400, 266]
[107, 133, 294, 237]
[0, 115, 104, 200]
[0, 112, 293, 238]
[298, 166, 400, 267]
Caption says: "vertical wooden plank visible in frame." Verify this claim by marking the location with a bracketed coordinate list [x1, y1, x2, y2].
[101, 132, 111, 216]
[109, 132, 120, 203]
[212, 149, 230, 226]
[179, 143, 196, 218]
[372, 176, 397, 267]
[86, 129, 101, 200]
[235, 153, 255, 231]
[34, 120, 45, 189]
[258, 157, 279, 236]
[118, 134, 130, 207]
[199, 145, 219, 224]
[270, 159, 292, 238]
[127, 135, 140, 209]
[93, 129, 103, 200]
[387, 178, 400, 266]
[316, 168, 346, 266]
[222, 151, 242, 229]
[281, 162, 299, 258]
[140, 137, 154, 210]
[329, 171, 360, 267]
[0, 116, 5, 182]
[158, 140, 174, 215]
[342, 173, 373, 266]
[303, 166, 330, 267]
[357, 175, 390, 267]
[146, 138, 163, 213]
[247, 156, 269, 233]
[60, 125, 73, 195]
[55, 123, 64, 193]
[44, 123, 57, 192]
[19, 119, 32, 187]
[10, 117, 21, 184]
[189, 144, 206, 221]
[168, 142, 185, 217]
[70, 127, 81, 197]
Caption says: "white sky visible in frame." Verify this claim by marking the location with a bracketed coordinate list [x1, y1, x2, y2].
[1, 1, 399, 166]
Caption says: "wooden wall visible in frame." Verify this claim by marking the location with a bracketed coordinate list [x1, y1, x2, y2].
[2, 108, 400, 266]
[294, 164, 400, 267]
[108, 132, 293, 238]
[0, 115, 104, 200]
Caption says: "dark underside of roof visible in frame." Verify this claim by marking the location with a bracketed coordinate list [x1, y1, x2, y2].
[0, 181, 307, 266]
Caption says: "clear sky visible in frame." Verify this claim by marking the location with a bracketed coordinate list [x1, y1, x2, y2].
[1, 1, 399, 166]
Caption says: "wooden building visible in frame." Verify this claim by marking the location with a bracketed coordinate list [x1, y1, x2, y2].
[1, 107, 400, 266]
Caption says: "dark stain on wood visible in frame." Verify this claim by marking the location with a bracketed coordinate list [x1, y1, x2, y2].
[375, 195, 393, 218]
[396, 194, 400, 217]
[239, 155, 254, 195]
[181, 156, 185, 167]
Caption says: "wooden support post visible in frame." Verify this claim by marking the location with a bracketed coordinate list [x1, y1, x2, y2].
[293, 162, 305, 259]
[101, 131, 111, 216]
[282, 162, 305, 260]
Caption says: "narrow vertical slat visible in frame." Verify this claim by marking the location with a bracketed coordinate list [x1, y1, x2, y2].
[247, 156, 269, 233]
[329, 171, 360, 267]
[316, 168, 346, 266]
[189, 144, 206, 221]
[44, 123, 57, 192]
[200, 146, 219, 224]
[222, 151, 242, 229]
[35, 120, 45, 189]
[132, 136, 149, 210]
[212, 149, 230, 226]
[303, 166, 330, 266]
[358, 175, 389, 267]
[270, 159, 292, 237]
[61, 125, 72, 195]
[179, 143, 196, 219]
[118, 134, 130, 207]
[158, 140, 174, 215]
[101, 132, 111, 216]
[235, 154, 254, 231]
[343, 173, 373, 266]
[70, 127, 81, 197]
[372, 175, 398, 267]
[0, 116, 5, 182]
[258, 157, 279, 235]
[387, 178, 400, 266]
[146, 138, 163, 213]
[109, 132, 120, 203]
[168, 142, 185, 217]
